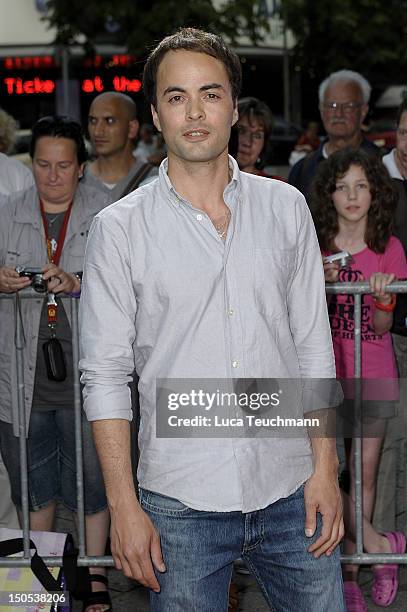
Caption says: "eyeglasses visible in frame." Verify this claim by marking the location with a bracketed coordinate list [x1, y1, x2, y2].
[237, 125, 265, 141]
[322, 102, 362, 114]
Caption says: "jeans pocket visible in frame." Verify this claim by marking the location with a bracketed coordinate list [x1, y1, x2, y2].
[139, 488, 193, 516]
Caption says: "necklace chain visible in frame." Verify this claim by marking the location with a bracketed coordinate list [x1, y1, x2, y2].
[210, 208, 231, 240]
[45, 212, 62, 227]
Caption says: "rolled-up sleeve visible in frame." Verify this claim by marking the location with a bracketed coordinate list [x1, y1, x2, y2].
[287, 195, 337, 379]
[79, 214, 137, 422]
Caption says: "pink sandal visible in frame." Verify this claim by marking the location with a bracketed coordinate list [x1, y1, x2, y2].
[344, 581, 368, 612]
[372, 531, 406, 607]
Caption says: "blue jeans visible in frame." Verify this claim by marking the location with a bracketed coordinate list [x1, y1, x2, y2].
[0, 409, 107, 514]
[139, 484, 345, 612]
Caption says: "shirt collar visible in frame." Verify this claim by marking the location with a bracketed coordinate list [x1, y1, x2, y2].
[383, 149, 404, 180]
[158, 155, 241, 209]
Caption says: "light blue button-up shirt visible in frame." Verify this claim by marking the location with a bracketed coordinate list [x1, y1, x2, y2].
[79, 157, 336, 512]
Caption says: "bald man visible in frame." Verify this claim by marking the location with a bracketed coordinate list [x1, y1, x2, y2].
[83, 92, 158, 203]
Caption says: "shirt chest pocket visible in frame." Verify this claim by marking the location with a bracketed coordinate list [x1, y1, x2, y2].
[253, 247, 295, 319]
[3, 225, 46, 268]
[5, 250, 41, 269]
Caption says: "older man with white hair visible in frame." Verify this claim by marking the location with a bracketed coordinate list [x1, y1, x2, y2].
[289, 69, 379, 204]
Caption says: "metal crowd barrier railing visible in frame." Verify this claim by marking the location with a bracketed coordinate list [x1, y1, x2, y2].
[326, 280, 407, 565]
[0, 283, 407, 573]
[0, 291, 112, 569]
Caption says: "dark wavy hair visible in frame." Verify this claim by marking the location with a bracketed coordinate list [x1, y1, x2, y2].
[143, 27, 242, 109]
[30, 115, 87, 164]
[312, 147, 396, 253]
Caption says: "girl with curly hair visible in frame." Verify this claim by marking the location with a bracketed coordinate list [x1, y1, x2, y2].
[313, 147, 407, 612]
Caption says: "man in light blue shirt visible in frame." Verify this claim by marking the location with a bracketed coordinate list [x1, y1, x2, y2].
[80, 28, 345, 611]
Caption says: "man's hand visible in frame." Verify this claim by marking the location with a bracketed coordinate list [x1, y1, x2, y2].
[90, 420, 165, 591]
[0, 266, 31, 293]
[42, 263, 80, 294]
[110, 492, 166, 592]
[304, 467, 344, 558]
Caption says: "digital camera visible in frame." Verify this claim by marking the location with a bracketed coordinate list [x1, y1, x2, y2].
[323, 251, 353, 269]
[15, 266, 47, 293]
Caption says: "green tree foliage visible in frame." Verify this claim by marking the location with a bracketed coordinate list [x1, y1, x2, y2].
[281, 0, 407, 83]
[45, 0, 266, 56]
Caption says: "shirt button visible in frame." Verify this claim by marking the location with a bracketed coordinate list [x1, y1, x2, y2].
[232, 360, 239, 368]
[196, 214, 203, 221]
[228, 308, 234, 316]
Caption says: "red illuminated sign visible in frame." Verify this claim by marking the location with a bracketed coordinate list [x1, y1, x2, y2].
[3, 56, 55, 70]
[112, 76, 142, 92]
[4, 77, 55, 95]
[3, 75, 142, 96]
[111, 54, 134, 67]
[3, 54, 132, 71]
[82, 77, 105, 93]
[2, 54, 134, 72]
[83, 55, 103, 68]
[83, 54, 134, 69]
[81, 75, 142, 94]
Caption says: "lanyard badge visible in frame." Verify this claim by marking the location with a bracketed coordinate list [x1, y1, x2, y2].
[47, 292, 57, 336]
[39, 200, 73, 337]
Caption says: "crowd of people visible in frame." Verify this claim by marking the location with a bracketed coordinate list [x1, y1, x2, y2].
[289, 69, 407, 612]
[0, 29, 407, 612]
[0, 93, 164, 612]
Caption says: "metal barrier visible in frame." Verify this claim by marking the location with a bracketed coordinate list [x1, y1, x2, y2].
[0, 283, 407, 571]
[326, 280, 407, 565]
[0, 291, 112, 569]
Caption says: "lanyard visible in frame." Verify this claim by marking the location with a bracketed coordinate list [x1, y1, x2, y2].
[40, 200, 73, 266]
[39, 200, 73, 332]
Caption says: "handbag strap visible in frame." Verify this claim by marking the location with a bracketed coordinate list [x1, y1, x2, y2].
[0, 534, 92, 600]
[0, 537, 61, 593]
[119, 162, 153, 198]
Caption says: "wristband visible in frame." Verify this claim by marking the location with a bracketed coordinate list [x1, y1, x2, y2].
[374, 294, 396, 312]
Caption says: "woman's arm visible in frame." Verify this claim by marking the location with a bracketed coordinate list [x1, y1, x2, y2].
[370, 272, 396, 335]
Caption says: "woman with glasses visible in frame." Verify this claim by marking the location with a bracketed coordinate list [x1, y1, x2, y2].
[234, 97, 276, 177]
